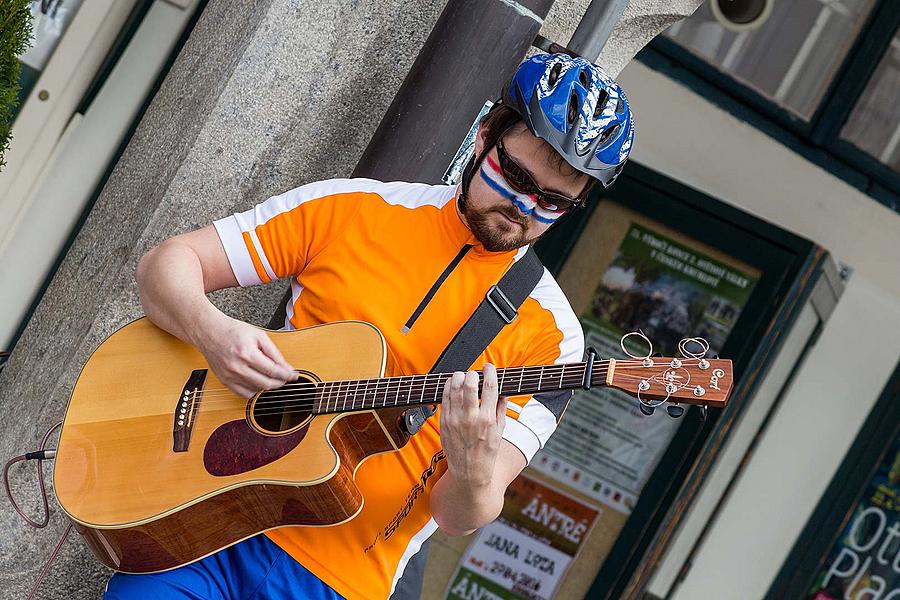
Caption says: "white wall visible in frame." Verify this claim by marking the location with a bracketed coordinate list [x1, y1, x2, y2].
[618, 61, 900, 598]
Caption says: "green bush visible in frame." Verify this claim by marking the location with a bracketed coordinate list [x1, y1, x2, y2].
[0, 0, 33, 173]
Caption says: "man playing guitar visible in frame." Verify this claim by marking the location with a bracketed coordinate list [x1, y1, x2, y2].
[105, 53, 634, 599]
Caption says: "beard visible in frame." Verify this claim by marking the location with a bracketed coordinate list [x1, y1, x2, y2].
[458, 192, 538, 252]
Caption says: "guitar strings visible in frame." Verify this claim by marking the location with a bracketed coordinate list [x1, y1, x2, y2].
[190, 357, 709, 406]
[120, 358, 714, 425]
[165, 363, 589, 404]
[166, 359, 711, 416]
[214, 372, 599, 422]
[167, 356, 706, 404]
[244, 369, 703, 421]
[189, 363, 614, 409]
[197, 368, 689, 420]
[254, 370, 607, 414]
[245, 368, 704, 419]
[187, 365, 604, 412]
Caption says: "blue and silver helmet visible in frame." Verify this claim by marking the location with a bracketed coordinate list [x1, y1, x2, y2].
[502, 53, 634, 188]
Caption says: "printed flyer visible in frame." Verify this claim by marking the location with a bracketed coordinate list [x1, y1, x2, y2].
[444, 475, 599, 600]
[531, 222, 759, 504]
[806, 433, 900, 599]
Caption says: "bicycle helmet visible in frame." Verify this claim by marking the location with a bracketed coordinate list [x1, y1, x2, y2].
[502, 53, 634, 188]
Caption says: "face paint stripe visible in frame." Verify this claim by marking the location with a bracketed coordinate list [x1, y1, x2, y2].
[488, 153, 562, 209]
[532, 210, 557, 224]
[479, 169, 534, 215]
[479, 155, 565, 224]
[479, 160, 535, 208]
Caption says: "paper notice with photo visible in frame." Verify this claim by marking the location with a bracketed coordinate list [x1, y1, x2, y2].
[444, 475, 599, 600]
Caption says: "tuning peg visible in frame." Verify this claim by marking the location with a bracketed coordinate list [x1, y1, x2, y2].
[639, 403, 655, 416]
[666, 404, 685, 418]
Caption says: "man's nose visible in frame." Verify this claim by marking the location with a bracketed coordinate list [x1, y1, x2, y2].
[508, 194, 535, 217]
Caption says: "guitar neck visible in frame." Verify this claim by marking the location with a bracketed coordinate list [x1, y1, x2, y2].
[312, 362, 609, 414]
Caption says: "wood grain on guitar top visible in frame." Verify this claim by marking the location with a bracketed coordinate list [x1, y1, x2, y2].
[53, 318, 404, 572]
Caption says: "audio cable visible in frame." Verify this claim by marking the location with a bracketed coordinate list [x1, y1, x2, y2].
[4, 420, 73, 600]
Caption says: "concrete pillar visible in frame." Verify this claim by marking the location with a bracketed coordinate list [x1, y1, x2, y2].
[0, 0, 702, 597]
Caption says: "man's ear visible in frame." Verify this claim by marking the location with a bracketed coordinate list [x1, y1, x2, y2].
[474, 123, 487, 156]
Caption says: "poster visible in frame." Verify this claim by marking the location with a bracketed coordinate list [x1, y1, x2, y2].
[444, 475, 599, 600]
[805, 434, 900, 599]
[531, 222, 759, 507]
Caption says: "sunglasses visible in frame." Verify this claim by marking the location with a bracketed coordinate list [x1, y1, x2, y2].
[495, 137, 584, 213]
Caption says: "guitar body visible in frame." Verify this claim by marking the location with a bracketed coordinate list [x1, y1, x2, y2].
[54, 317, 410, 573]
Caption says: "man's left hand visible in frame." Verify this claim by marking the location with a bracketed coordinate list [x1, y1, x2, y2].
[439, 363, 507, 489]
[431, 363, 526, 535]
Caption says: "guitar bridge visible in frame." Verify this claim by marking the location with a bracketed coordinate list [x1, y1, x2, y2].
[173, 369, 207, 452]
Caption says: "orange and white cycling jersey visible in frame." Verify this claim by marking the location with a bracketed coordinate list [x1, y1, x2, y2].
[213, 178, 584, 600]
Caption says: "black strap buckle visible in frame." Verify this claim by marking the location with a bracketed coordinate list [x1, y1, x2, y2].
[403, 404, 437, 435]
[485, 285, 517, 324]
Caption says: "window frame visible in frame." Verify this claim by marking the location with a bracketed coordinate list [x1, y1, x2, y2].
[641, 0, 900, 213]
[766, 360, 900, 598]
[534, 161, 825, 600]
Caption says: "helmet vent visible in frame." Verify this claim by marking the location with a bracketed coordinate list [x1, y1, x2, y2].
[549, 62, 563, 87]
[593, 90, 609, 119]
[599, 124, 620, 144]
[616, 97, 625, 114]
[568, 92, 580, 127]
[578, 69, 591, 89]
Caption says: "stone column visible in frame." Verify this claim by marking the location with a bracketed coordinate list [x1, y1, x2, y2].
[0, 1, 702, 597]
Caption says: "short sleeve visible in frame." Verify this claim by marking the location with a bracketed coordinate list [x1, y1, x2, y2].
[213, 179, 367, 286]
[500, 271, 585, 463]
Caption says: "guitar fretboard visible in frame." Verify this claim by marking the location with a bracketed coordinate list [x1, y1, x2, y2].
[312, 362, 609, 414]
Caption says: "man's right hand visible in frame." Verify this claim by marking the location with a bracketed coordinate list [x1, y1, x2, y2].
[192, 311, 297, 399]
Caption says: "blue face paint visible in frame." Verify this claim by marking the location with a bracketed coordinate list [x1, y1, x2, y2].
[479, 155, 564, 224]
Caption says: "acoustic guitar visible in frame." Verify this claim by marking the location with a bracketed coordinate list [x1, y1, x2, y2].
[53, 317, 732, 573]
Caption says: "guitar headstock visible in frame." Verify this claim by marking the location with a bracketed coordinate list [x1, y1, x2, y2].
[604, 333, 733, 416]
[607, 356, 732, 408]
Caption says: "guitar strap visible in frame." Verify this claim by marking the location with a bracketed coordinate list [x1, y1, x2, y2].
[390, 245, 544, 600]
[402, 245, 545, 435]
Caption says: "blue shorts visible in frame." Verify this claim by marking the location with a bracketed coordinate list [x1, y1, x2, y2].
[104, 534, 343, 599]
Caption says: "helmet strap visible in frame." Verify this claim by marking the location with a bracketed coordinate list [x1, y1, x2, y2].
[457, 140, 494, 213]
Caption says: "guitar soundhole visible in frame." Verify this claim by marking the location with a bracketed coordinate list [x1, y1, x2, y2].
[251, 372, 317, 434]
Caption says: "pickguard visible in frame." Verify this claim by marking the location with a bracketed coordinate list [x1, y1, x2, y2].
[203, 420, 309, 477]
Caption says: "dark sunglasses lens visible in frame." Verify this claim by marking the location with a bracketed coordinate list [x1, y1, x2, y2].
[498, 150, 535, 193]
[536, 195, 575, 212]
[497, 140, 579, 212]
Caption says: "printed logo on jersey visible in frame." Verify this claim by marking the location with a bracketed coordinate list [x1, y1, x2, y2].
[384, 450, 446, 540]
